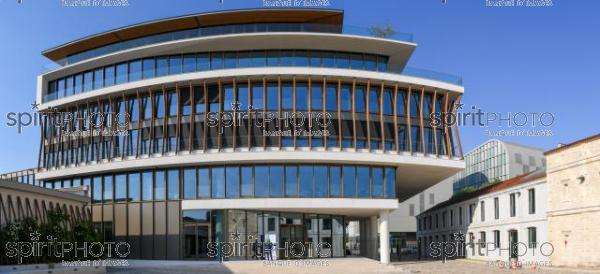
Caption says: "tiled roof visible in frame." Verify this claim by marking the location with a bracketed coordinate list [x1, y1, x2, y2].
[419, 169, 546, 216]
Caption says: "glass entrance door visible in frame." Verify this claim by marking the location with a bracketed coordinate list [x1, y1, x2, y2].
[184, 224, 211, 259]
[280, 224, 305, 259]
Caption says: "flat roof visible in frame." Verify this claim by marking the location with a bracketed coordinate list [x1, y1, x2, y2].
[42, 9, 344, 62]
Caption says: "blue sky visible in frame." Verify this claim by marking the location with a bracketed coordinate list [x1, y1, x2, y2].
[0, 0, 598, 173]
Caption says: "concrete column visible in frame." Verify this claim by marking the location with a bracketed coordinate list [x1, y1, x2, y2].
[370, 215, 378, 259]
[379, 211, 390, 264]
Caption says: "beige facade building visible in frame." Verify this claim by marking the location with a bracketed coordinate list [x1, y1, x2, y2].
[546, 134, 600, 267]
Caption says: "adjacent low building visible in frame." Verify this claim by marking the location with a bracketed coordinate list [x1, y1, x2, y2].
[390, 139, 545, 251]
[416, 169, 548, 264]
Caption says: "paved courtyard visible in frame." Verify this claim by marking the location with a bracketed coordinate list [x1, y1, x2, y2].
[392, 259, 600, 274]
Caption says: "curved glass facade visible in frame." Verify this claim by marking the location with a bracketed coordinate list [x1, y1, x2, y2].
[42, 164, 396, 202]
[40, 78, 457, 169]
[45, 50, 388, 103]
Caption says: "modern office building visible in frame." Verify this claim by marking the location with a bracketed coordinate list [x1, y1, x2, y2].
[416, 169, 549, 264]
[33, 9, 464, 263]
[452, 139, 545, 194]
[390, 139, 545, 248]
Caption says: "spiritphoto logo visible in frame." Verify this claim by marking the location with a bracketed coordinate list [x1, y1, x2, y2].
[206, 232, 332, 260]
[4, 231, 130, 264]
[206, 101, 333, 137]
[5, 103, 129, 136]
[430, 103, 555, 137]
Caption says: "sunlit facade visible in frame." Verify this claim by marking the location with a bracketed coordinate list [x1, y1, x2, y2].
[34, 9, 464, 263]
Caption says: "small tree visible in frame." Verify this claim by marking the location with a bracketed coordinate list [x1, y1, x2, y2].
[369, 24, 397, 38]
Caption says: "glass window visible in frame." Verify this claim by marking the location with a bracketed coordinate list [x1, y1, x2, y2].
[251, 82, 264, 110]
[129, 60, 142, 82]
[335, 52, 350, 68]
[369, 87, 380, 114]
[280, 50, 294, 66]
[92, 176, 102, 203]
[104, 66, 115, 87]
[314, 165, 328, 197]
[329, 166, 341, 197]
[115, 63, 128, 84]
[311, 84, 323, 111]
[210, 52, 223, 70]
[385, 168, 395, 199]
[153, 93, 164, 119]
[84, 71, 93, 92]
[93, 68, 103, 90]
[74, 74, 83, 94]
[197, 53, 210, 71]
[167, 90, 177, 117]
[270, 166, 284, 197]
[103, 175, 113, 202]
[226, 166, 240, 198]
[350, 54, 364, 70]
[282, 83, 293, 110]
[267, 51, 280, 66]
[326, 85, 337, 112]
[343, 166, 356, 198]
[128, 172, 140, 201]
[383, 88, 393, 115]
[183, 168, 196, 200]
[410, 92, 421, 117]
[194, 86, 206, 113]
[167, 169, 179, 200]
[155, 170, 165, 201]
[211, 167, 225, 198]
[285, 165, 297, 197]
[156, 57, 168, 77]
[309, 51, 322, 67]
[266, 83, 278, 111]
[169, 55, 183, 74]
[237, 84, 249, 110]
[299, 165, 313, 197]
[223, 84, 235, 111]
[142, 171, 153, 201]
[340, 85, 352, 112]
[357, 167, 370, 198]
[223, 52, 237, 69]
[180, 88, 192, 116]
[322, 51, 335, 67]
[65, 76, 73, 97]
[198, 168, 210, 198]
[241, 166, 253, 197]
[293, 50, 309, 66]
[254, 166, 268, 197]
[364, 55, 377, 71]
[372, 168, 383, 198]
[355, 86, 366, 113]
[295, 83, 309, 111]
[183, 55, 196, 73]
[142, 58, 155, 79]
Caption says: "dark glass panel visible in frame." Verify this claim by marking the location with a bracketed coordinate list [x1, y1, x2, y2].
[285, 165, 298, 197]
[183, 168, 197, 200]
[155, 170, 165, 201]
[269, 165, 284, 197]
[254, 166, 268, 197]
[342, 166, 356, 198]
[282, 82, 293, 110]
[183, 55, 196, 73]
[311, 83, 323, 111]
[372, 168, 383, 198]
[156, 57, 168, 77]
[226, 166, 240, 198]
[169, 55, 183, 74]
[93, 68, 103, 90]
[167, 169, 179, 200]
[115, 63, 128, 84]
[128, 172, 140, 202]
[329, 166, 341, 197]
[198, 168, 210, 198]
[314, 165, 328, 197]
[299, 165, 313, 197]
[142, 171, 153, 201]
[142, 58, 155, 79]
[241, 166, 253, 197]
[385, 168, 396, 199]
[251, 82, 264, 110]
[266, 82, 278, 111]
[129, 60, 142, 82]
[355, 86, 366, 113]
[357, 167, 370, 198]
[211, 167, 225, 198]
[197, 53, 210, 71]
[103, 175, 113, 202]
